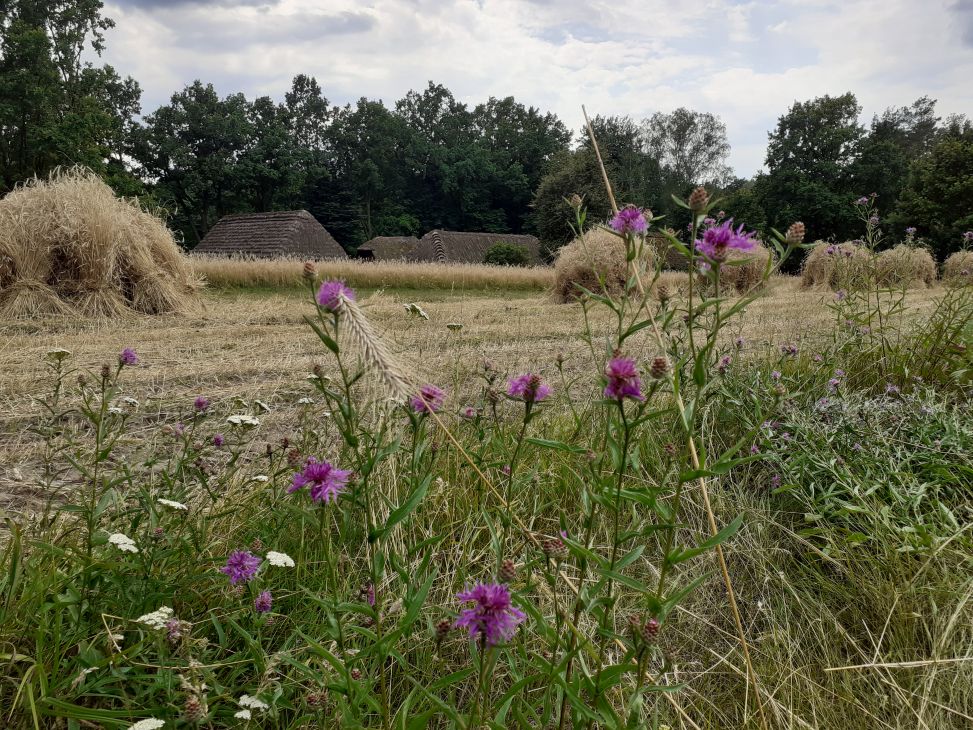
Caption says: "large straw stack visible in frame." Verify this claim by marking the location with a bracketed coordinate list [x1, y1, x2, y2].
[801, 241, 872, 290]
[0, 168, 200, 319]
[553, 227, 653, 303]
[943, 251, 973, 286]
[874, 245, 937, 288]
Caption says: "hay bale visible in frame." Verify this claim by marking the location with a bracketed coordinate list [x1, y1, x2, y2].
[801, 241, 871, 290]
[553, 227, 653, 303]
[874, 245, 937, 288]
[0, 167, 199, 319]
[710, 242, 773, 294]
[943, 250, 973, 286]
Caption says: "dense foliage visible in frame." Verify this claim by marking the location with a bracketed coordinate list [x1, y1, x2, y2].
[482, 242, 530, 267]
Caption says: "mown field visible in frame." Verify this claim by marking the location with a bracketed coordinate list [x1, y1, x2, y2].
[1, 270, 971, 729]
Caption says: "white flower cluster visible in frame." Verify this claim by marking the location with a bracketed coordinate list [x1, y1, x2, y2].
[121, 396, 140, 409]
[237, 694, 269, 718]
[127, 720, 165, 730]
[254, 400, 272, 413]
[226, 414, 260, 427]
[157, 498, 188, 511]
[108, 533, 138, 553]
[136, 606, 174, 630]
[266, 551, 295, 568]
[297, 397, 314, 405]
[250, 475, 269, 483]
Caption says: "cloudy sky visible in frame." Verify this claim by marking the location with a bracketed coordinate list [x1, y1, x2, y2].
[100, 0, 973, 176]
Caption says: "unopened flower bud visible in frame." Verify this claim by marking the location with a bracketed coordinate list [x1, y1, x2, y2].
[655, 284, 670, 303]
[688, 186, 709, 212]
[100, 364, 111, 380]
[650, 356, 669, 379]
[350, 668, 362, 681]
[641, 617, 660, 643]
[302, 261, 316, 281]
[567, 193, 583, 210]
[249, 537, 264, 553]
[542, 536, 568, 561]
[183, 695, 205, 724]
[435, 618, 452, 646]
[785, 222, 806, 244]
[498, 559, 516, 583]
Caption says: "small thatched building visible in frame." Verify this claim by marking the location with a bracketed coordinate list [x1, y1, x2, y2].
[414, 230, 542, 265]
[356, 236, 421, 261]
[194, 210, 346, 259]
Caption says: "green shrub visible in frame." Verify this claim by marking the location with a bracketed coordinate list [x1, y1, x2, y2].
[483, 241, 530, 266]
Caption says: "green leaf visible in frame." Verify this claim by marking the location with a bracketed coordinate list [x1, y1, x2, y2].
[304, 315, 339, 354]
[667, 513, 744, 565]
[371, 475, 431, 541]
[526, 437, 587, 454]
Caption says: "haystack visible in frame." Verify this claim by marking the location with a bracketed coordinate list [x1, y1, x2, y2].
[943, 251, 973, 286]
[0, 168, 200, 319]
[553, 227, 652, 303]
[801, 241, 871, 290]
[705, 242, 773, 295]
[874, 245, 936, 288]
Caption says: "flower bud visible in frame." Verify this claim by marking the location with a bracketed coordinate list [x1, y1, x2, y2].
[498, 559, 516, 583]
[302, 261, 316, 282]
[655, 284, 670, 303]
[688, 186, 709, 212]
[567, 193, 583, 210]
[641, 617, 660, 643]
[183, 695, 206, 724]
[435, 618, 452, 646]
[785, 221, 805, 244]
[650, 356, 669, 379]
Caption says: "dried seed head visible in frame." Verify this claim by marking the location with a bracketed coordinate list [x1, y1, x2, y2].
[350, 668, 362, 681]
[435, 618, 452, 646]
[302, 261, 316, 282]
[100, 364, 111, 381]
[312, 363, 323, 377]
[663, 443, 678, 456]
[265, 443, 273, 457]
[785, 221, 806, 244]
[568, 193, 583, 210]
[306, 688, 328, 708]
[688, 186, 710, 212]
[498, 559, 516, 583]
[650, 357, 669, 379]
[152, 526, 165, 541]
[655, 284, 670, 303]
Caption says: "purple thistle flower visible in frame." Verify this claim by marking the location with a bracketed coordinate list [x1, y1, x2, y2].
[834, 289, 847, 302]
[289, 457, 351, 504]
[734, 337, 746, 349]
[360, 583, 376, 607]
[410, 384, 445, 414]
[813, 354, 823, 363]
[749, 443, 760, 455]
[771, 370, 781, 381]
[702, 216, 716, 228]
[855, 196, 869, 206]
[717, 355, 732, 374]
[610, 205, 648, 235]
[825, 245, 837, 256]
[213, 433, 225, 448]
[869, 215, 880, 226]
[963, 231, 973, 243]
[603, 356, 644, 401]
[316, 280, 355, 312]
[885, 383, 900, 396]
[194, 396, 210, 412]
[460, 406, 478, 419]
[501, 464, 512, 477]
[770, 474, 782, 489]
[780, 343, 798, 357]
[454, 582, 525, 646]
[255, 590, 273, 614]
[220, 550, 261, 585]
[119, 348, 139, 366]
[694, 219, 756, 262]
[506, 373, 551, 403]
[165, 618, 185, 643]
[828, 378, 841, 392]
[905, 227, 917, 236]
[173, 422, 185, 437]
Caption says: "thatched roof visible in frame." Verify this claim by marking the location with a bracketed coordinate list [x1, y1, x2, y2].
[356, 236, 420, 260]
[194, 210, 346, 259]
[414, 230, 542, 264]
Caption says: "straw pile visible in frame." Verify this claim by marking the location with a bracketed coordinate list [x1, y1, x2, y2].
[943, 251, 973, 286]
[0, 168, 201, 319]
[801, 241, 872, 290]
[704, 242, 773, 295]
[553, 227, 653, 303]
[874, 245, 937, 288]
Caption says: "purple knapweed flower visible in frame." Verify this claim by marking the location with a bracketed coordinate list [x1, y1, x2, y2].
[119, 348, 139, 366]
[869, 215, 880, 226]
[770, 474, 782, 489]
[609, 205, 648, 235]
[963, 231, 973, 243]
[221, 550, 262, 585]
[885, 383, 900, 396]
[506, 373, 551, 404]
[410, 384, 445, 414]
[213, 433, 225, 448]
[702, 216, 716, 228]
[316, 280, 355, 312]
[454, 582, 525, 647]
[771, 370, 781, 381]
[749, 443, 760, 455]
[834, 289, 847, 302]
[694, 219, 755, 262]
[780, 344, 798, 357]
[603, 356, 644, 401]
[501, 464, 512, 477]
[717, 210, 726, 219]
[825, 245, 837, 256]
[717, 355, 732, 374]
[194, 396, 210, 412]
[360, 583, 376, 607]
[735, 337, 746, 349]
[813, 354, 824, 363]
[289, 457, 351, 504]
[905, 227, 917, 236]
[460, 406, 478, 419]
[173, 422, 185, 438]
[828, 378, 841, 392]
[855, 196, 869, 206]
[852, 442, 863, 452]
[255, 590, 273, 614]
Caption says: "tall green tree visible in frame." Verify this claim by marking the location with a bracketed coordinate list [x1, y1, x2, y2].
[760, 92, 865, 243]
[640, 107, 733, 188]
[0, 0, 141, 192]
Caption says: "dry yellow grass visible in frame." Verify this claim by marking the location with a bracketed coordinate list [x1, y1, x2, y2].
[192, 255, 552, 291]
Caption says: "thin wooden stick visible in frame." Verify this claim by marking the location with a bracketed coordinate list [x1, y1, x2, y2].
[582, 105, 618, 214]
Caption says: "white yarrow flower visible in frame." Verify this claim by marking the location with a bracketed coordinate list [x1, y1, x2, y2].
[108, 533, 138, 553]
[251, 475, 269, 483]
[46, 347, 72, 360]
[121, 396, 140, 408]
[234, 710, 252, 720]
[238, 694, 269, 710]
[227, 414, 260, 427]
[108, 406, 124, 415]
[136, 606, 174, 630]
[157, 498, 188, 511]
[266, 551, 295, 568]
[127, 720, 165, 730]
[297, 397, 314, 405]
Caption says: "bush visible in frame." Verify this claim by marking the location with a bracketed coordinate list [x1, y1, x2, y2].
[874, 244, 936, 288]
[483, 241, 530, 267]
[552, 227, 652, 302]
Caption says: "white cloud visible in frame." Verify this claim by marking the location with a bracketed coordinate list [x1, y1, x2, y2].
[101, 0, 973, 176]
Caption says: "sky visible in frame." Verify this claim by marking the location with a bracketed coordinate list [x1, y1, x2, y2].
[100, 0, 973, 177]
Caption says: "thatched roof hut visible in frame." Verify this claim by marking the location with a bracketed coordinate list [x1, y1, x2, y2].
[356, 236, 420, 261]
[414, 230, 542, 265]
[194, 210, 346, 259]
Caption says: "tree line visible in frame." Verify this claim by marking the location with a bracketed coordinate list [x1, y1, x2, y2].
[2, 0, 971, 261]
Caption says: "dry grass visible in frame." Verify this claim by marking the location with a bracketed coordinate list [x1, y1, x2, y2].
[943, 251, 973, 286]
[875, 244, 937, 288]
[801, 241, 872, 290]
[192, 255, 552, 291]
[0, 168, 200, 318]
[552, 227, 652, 303]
